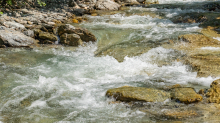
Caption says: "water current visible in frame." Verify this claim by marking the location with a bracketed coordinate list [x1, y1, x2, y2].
[0, 1, 220, 122]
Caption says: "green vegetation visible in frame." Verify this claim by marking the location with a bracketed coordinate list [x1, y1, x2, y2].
[37, 0, 46, 6]
[0, 0, 46, 8]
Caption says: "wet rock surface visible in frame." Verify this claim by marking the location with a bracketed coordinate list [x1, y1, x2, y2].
[58, 24, 96, 42]
[1, 0, 220, 122]
[206, 79, 220, 103]
[170, 87, 203, 104]
[60, 33, 83, 46]
[39, 31, 58, 41]
[106, 86, 170, 102]
[175, 34, 220, 77]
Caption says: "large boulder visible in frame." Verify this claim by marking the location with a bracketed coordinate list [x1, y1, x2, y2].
[39, 31, 58, 41]
[206, 79, 220, 103]
[74, 28, 97, 42]
[58, 24, 96, 42]
[106, 86, 170, 102]
[170, 87, 203, 104]
[0, 26, 36, 47]
[58, 24, 76, 36]
[95, 0, 121, 11]
[60, 33, 83, 46]
[118, 0, 139, 4]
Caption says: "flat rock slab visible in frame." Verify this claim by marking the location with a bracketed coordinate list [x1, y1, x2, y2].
[178, 34, 220, 46]
[176, 34, 220, 77]
[171, 87, 203, 104]
[0, 26, 36, 47]
[3, 21, 25, 30]
[106, 86, 170, 102]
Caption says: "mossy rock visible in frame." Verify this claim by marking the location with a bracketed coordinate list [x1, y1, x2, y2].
[106, 86, 170, 102]
[206, 79, 220, 103]
[170, 87, 203, 104]
[39, 31, 57, 41]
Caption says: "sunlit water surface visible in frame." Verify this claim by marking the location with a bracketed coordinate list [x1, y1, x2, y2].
[0, 3, 219, 123]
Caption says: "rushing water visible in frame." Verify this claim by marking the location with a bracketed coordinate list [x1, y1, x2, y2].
[0, 1, 220, 123]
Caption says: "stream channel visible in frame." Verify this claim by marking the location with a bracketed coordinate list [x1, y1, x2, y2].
[1, 0, 220, 122]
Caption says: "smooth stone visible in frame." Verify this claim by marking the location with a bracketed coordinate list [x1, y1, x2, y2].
[106, 86, 170, 102]
[170, 87, 203, 104]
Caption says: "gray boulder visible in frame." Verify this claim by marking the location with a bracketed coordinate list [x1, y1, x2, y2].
[3, 21, 26, 30]
[0, 26, 36, 47]
[23, 30, 35, 38]
[119, 0, 139, 4]
[95, 0, 121, 10]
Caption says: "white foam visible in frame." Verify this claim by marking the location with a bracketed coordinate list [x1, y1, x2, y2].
[200, 47, 220, 50]
[28, 100, 47, 108]
[0, 9, 218, 122]
[213, 37, 220, 41]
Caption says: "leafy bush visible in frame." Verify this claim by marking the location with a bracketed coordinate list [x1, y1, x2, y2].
[0, 0, 46, 8]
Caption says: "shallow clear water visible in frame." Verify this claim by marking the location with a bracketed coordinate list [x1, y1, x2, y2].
[0, 4, 219, 123]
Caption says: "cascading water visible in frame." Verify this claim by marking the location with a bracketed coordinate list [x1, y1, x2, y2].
[0, 1, 220, 122]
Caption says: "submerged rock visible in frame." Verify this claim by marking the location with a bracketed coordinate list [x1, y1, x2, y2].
[161, 109, 198, 119]
[206, 79, 220, 103]
[106, 86, 170, 102]
[136, 100, 201, 120]
[170, 87, 203, 104]
[0, 26, 36, 47]
[177, 34, 220, 77]
[178, 34, 220, 46]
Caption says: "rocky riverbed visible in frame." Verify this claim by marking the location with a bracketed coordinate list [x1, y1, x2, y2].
[1, 0, 220, 122]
